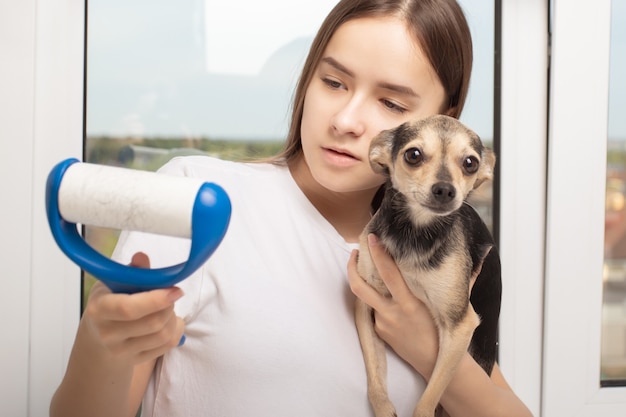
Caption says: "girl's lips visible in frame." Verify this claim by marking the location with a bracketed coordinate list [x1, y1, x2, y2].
[322, 147, 361, 167]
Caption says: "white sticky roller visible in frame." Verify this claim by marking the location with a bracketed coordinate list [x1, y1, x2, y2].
[58, 162, 205, 238]
[46, 158, 231, 295]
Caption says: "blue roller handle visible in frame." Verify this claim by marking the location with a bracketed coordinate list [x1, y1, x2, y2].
[45, 158, 232, 294]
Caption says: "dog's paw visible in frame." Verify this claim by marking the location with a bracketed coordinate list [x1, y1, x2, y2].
[368, 383, 397, 417]
[373, 408, 397, 417]
[371, 401, 397, 417]
[412, 406, 437, 417]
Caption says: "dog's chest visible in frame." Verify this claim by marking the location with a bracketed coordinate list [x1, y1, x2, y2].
[359, 209, 472, 307]
[397, 254, 469, 304]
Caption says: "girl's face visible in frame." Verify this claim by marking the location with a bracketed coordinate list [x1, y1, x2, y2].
[300, 16, 447, 194]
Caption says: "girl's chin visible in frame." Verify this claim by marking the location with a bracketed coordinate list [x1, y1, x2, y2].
[313, 171, 384, 194]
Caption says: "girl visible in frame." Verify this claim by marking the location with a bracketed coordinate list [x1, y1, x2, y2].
[50, 0, 532, 416]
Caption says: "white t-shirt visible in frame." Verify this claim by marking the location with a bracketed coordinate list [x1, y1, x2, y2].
[111, 156, 425, 417]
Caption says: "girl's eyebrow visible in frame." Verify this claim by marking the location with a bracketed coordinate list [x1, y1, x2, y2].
[320, 56, 418, 98]
[378, 81, 418, 98]
[321, 56, 354, 77]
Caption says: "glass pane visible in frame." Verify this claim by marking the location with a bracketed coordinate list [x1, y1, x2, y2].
[458, 0, 496, 234]
[602, 0, 626, 386]
[83, 0, 339, 303]
[84, 0, 495, 303]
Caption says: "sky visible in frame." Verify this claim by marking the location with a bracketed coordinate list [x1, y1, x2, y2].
[608, 0, 626, 139]
[86, 0, 625, 141]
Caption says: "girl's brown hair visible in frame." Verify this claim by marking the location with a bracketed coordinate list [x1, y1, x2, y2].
[274, 0, 473, 164]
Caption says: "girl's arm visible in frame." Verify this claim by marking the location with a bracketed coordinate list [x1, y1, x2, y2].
[50, 253, 185, 417]
[347, 236, 533, 417]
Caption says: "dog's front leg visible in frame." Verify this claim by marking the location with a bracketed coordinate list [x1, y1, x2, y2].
[412, 307, 480, 417]
[355, 298, 397, 417]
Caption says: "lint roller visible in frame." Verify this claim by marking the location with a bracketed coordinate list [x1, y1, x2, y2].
[45, 158, 231, 294]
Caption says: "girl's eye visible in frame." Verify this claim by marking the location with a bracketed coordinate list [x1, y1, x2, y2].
[463, 156, 480, 174]
[322, 78, 344, 90]
[382, 99, 407, 114]
[404, 147, 424, 166]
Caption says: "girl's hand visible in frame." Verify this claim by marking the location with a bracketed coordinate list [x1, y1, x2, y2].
[348, 234, 438, 378]
[82, 252, 185, 365]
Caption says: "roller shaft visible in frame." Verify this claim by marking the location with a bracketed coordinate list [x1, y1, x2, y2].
[57, 162, 204, 238]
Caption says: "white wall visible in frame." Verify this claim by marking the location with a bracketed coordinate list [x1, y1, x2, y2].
[0, 0, 83, 415]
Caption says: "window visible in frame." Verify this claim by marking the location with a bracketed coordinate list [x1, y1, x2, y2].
[543, 0, 626, 414]
[84, 0, 340, 301]
[84, 0, 497, 304]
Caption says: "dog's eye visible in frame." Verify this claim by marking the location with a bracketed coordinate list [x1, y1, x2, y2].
[404, 148, 424, 166]
[463, 156, 480, 174]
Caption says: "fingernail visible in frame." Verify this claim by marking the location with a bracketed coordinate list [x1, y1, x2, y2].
[368, 233, 379, 246]
[168, 287, 184, 302]
[177, 334, 186, 347]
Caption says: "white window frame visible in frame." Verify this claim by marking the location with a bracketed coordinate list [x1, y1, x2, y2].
[0, 0, 84, 416]
[542, 0, 626, 415]
[498, 1, 548, 415]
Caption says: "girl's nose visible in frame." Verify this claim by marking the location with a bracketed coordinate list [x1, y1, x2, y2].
[331, 97, 366, 137]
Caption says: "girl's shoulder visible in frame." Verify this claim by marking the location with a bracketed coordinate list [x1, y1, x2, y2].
[157, 155, 287, 184]
[155, 155, 297, 211]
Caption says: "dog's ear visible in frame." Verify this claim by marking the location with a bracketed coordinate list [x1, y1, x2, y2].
[473, 148, 496, 189]
[369, 129, 394, 176]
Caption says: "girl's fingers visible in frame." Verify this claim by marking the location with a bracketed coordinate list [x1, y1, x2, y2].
[130, 251, 150, 268]
[88, 251, 180, 322]
[347, 249, 389, 311]
[83, 252, 185, 360]
[108, 314, 185, 359]
[87, 286, 183, 322]
[366, 234, 413, 303]
[348, 235, 440, 372]
[97, 303, 176, 342]
[129, 316, 186, 364]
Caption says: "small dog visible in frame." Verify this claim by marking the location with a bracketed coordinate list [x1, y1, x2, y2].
[355, 115, 501, 417]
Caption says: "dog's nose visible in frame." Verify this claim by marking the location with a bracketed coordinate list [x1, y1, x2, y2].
[431, 182, 456, 203]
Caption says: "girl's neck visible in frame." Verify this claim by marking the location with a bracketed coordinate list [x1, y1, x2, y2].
[288, 156, 377, 243]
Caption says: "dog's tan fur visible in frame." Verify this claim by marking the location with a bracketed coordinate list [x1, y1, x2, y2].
[356, 115, 496, 417]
